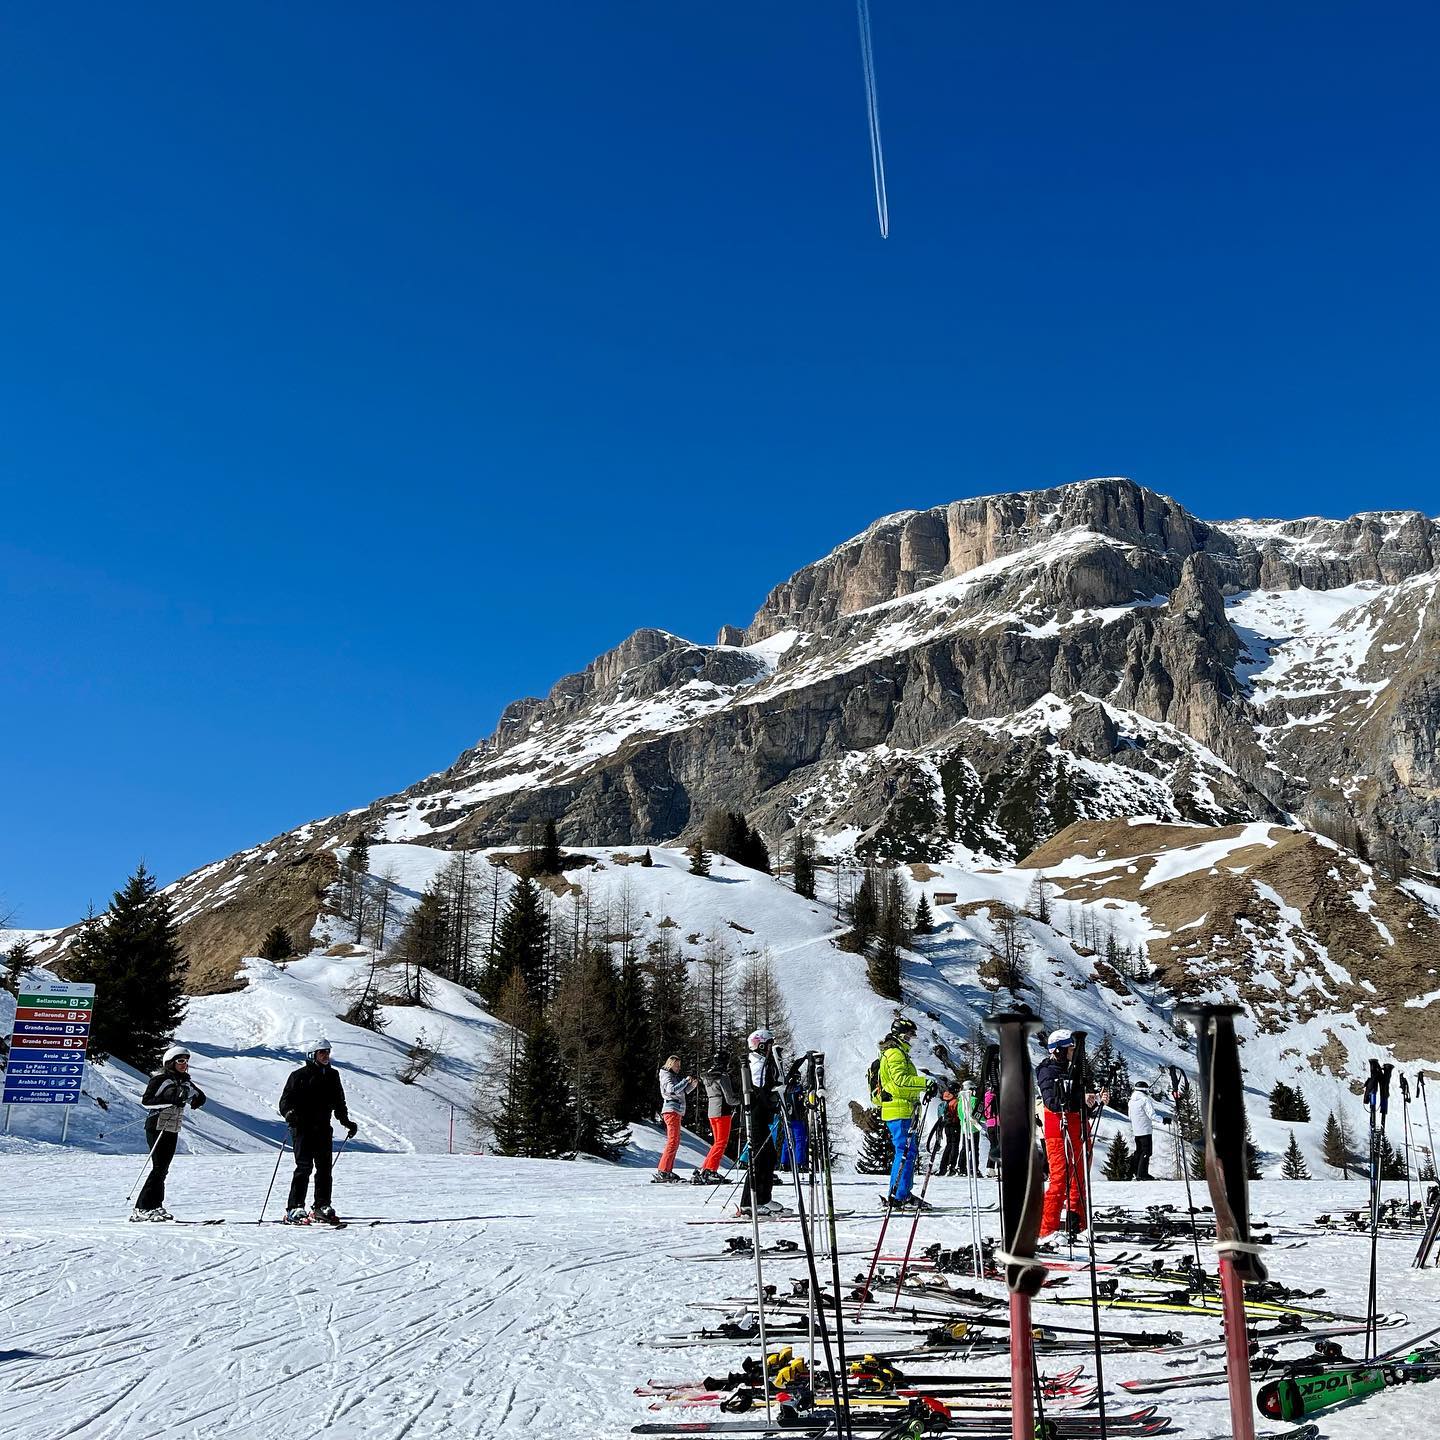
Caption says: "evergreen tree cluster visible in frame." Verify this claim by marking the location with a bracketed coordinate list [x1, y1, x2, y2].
[474, 869, 797, 1163]
[1268, 1080, 1312, 1121]
[702, 811, 772, 873]
[1322, 1110, 1355, 1177]
[1102, 1132, 1133, 1181]
[70, 864, 188, 1070]
[1088, 1033, 1132, 1099]
[790, 831, 817, 900]
[837, 864, 914, 1000]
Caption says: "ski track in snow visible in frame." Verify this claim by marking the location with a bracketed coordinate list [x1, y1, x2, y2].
[4, 1158, 1440, 1438]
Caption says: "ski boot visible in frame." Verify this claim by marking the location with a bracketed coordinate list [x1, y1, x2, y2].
[310, 1205, 344, 1227]
[282, 1207, 312, 1225]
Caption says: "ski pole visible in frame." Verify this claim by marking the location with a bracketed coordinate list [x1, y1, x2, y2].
[1421, 1073, 1438, 1186]
[857, 1100, 922, 1307]
[1168, 1065, 1205, 1275]
[738, 1050, 772, 1426]
[812, 1055, 855, 1440]
[258, 1136, 289, 1224]
[125, 1125, 167, 1207]
[699, 1149, 741, 1210]
[1070, 1032, 1108, 1440]
[1366, 1060, 1393, 1358]
[333, 1133, 351, 1169]
[1401, 1075, 1414, 1210]
[891, 1094, 943, 1306]
[774, 1052, 842, 1433]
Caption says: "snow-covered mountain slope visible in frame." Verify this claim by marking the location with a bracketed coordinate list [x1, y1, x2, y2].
[15, 842, 1432, 1183]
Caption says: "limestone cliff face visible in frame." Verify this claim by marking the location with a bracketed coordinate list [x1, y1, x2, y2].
[52, 477, 1439, 988]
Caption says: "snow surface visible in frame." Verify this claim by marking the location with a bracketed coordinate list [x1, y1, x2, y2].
[2, 1160, 1438, 1439]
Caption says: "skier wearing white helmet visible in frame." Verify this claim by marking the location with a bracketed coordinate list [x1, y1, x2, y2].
[133, 1044, 206, 1221]
[277, 1038, 358, 1226]
[1035, 1029, 1108, 1238]
[736, 1028, 787, 1218]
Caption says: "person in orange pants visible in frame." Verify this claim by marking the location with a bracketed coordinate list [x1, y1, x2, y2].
[1035, 1030, 1106, 1237]
[697, 1047, 739, 1183]
[653, 1054, 697, 1183]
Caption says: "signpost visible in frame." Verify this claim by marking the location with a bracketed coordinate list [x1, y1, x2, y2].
[3, 981, 95, 1142]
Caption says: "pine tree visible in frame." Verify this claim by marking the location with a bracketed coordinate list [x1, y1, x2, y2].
[739, 826, 771, 874]
[513, 1012, 574, 1158]
[485, 972, 533, 1156]
[1322, 1111, 1350, 1177]
[687, 836, 711, 877]
[1281, 1131, 1312, 1180]
[391, 888, 446, 1004]
[791, 831, 816, 900]
[1246, 1125, 1263, 1180]
[343, 832, 372, 921]
[640, 848, 654, 868]
[1269, 1080, 1297, 1120]
[1102, 1133, 1133, 1181]
[855, 1107, 895, 1174]
[614, 953, 653, 1122]
[2, 937, 34, 997]
[258, 925, 295, 962]
[1379, 1133, 1408, 1180]
[538, 820, 563, 877]
[1292, 1085, 1311, 1122]
[487, 875, 547, 1005]
[1026, 871, 1051, 925]
[913, 894, 933, 935]
[552, 946, 629, 1160]
[69, 864, 188, 1069]
[846, 868, 879, 952]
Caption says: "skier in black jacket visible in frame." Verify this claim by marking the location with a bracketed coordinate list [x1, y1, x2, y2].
[133, 1044, 206, 1220]
[277, 1038, 357, 1225]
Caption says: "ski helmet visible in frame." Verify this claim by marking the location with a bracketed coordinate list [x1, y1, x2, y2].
[311, 1038, 333, 1060]
[1047, 1030, 1074, 1050]
[1133, 1080, 1150, 1092]
[890, 1016, 917, 1039]
[709, 1047, 731, 1071]
[162, 1045, 191, 1065]
[748, 1028, 774, 1050]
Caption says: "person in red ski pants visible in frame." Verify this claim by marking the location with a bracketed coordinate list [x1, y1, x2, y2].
[1034, 1030, 1106, 1238]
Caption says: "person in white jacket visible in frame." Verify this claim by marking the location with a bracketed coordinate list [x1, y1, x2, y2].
[653, 1055, 697, 1183]
[1128, 1081, 1160, 1180]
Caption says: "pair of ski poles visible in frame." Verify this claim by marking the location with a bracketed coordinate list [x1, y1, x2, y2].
[257, 1130, 352, 1223]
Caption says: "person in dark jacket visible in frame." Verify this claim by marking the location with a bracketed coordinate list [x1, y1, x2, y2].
[737, 1029, 786, 1217]
[931, 1089, 962, 1176]
[278, 1038, 357, 1224]
[133, 1044, 206, 1220]
[1035, 1030, 1107, 1238]
[696, 1047, 740, 1184]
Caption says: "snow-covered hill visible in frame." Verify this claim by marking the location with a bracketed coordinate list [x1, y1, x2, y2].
[11, 842, 1430, 1187]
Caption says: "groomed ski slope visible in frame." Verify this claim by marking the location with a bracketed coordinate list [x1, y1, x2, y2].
[3, 1158, 1438, 1440]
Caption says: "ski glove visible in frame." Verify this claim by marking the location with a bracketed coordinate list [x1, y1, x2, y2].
[923, 1080, 939, 1100]
[346, 1121, 358, 1138]
[190, 1094, 205, 1109]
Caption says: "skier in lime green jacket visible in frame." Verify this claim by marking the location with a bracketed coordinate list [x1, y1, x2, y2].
[874, 1017, 935, 1207]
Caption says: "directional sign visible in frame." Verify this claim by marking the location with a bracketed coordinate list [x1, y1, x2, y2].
[3, 982, 95, 1106]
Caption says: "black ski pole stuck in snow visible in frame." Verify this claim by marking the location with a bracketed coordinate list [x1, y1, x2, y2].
[985, 1010, 1048, 1440]
[1419, 1073, 1438, 1184]
[1178, 1002, 1263, 1440]
[1068, 1031, 1108, 1440]
[738, 1048, 772, 1425]
[1168, 1064, 1205, 1275]
[1364, 1059, 1393, 1358]
[773, 1049, 843, 1433]
[257, 1136, 288, 1224]
[1401, 1074, 1414, 1209]
[811, 1053, 855, 1440]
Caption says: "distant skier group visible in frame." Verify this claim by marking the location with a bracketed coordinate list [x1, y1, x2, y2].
[131, 1038, 358, 1226]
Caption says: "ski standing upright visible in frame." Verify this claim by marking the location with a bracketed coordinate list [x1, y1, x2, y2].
[986, 1010, 1049, 1440]
[1179, 1002, 1264, 1440]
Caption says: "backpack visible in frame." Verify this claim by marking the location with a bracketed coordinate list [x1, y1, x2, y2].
[867, 1055, 891, 1107]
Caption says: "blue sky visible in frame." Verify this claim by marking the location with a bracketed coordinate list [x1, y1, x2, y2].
[3, 3, 1437, 926]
